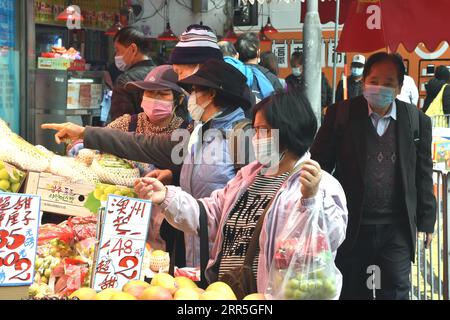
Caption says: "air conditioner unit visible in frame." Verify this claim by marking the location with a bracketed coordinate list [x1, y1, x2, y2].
[192, 0, 208, 13]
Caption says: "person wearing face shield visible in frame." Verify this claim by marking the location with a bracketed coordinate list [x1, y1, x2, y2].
[110, 27, 155, 121]
[311, 52, 436, 300]
[335, 54, 365, 102]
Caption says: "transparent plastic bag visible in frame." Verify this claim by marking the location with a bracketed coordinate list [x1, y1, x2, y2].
[266, 204, 339, 300]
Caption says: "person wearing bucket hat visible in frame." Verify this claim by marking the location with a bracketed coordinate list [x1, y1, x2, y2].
[65, 65, 189, 159]
[108, 65, 189, 137]
[169, 24, 223, 81]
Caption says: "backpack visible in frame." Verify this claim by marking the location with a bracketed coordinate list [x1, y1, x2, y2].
[246, 65, 275, 105]
[334, 99, 420, 148]
[425, 84, 448, 127]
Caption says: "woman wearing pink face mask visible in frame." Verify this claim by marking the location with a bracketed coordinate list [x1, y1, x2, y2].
[108, 65, 189, 136]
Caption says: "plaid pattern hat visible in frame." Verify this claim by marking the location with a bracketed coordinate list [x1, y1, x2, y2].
[169, 24, 223, 65]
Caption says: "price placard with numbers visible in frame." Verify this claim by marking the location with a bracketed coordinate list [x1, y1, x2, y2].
[0, 193, 41, 286]
[93, 195, 152, 291]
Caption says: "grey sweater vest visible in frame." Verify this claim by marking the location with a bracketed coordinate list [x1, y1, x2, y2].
[361, 119, 405, 225]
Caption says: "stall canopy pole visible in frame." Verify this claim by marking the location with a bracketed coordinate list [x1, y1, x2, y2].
[303, 0, 322, 127]
[332, 0, 340, 104]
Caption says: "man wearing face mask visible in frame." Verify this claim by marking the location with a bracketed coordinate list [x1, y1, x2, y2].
[311, 52, 436, 300]
[110, 27, 155, 121]
[286, 51, 333, 110]
[335, 54, 365, 102]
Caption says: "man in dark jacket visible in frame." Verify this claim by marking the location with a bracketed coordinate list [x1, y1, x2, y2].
[285, 51, 333, 109]
[311, 53, 436, 300]
[110, 27, 155, 121]
[423, 65, 450, 113]
[335, 54, 365, 102]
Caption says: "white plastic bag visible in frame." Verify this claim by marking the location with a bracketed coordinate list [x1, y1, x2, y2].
[267, 202, 340, 300]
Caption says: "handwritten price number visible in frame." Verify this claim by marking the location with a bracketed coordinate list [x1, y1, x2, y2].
[0, 229, 32, 282]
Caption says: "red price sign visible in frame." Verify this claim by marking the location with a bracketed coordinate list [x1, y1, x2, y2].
[93, 195, 152, 291]
[0, 194, 40, 286]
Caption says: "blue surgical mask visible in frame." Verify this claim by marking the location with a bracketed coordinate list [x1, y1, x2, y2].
[363, 84, 396, 109]
[351, 67, 364, 77]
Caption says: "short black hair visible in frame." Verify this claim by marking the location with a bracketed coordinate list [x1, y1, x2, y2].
[259, 51, 279, 76]
[235, 32, 260, 63]
[363, 52, 405, 86]
[114, 26, 151, 56]
[218, 41, 238, 57]
[435, 65, 450, 82]
[252, 91, 317, 158]
[291, 51, 304, 66]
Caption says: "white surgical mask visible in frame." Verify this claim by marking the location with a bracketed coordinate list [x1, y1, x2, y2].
[351, 67, 364, 77]
[115, 55, 128, 71]
[188, 92, 210, 122]
[363, 84, 396, 110]
[252, 136, 284, 168]
[292, 67, 302, 77]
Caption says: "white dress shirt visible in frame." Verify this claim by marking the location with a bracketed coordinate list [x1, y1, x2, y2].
[368, 100, 397, 136]
[397, 75, 419, 106]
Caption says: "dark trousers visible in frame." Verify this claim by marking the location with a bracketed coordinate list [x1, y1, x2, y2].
[336, 223, 412, 300]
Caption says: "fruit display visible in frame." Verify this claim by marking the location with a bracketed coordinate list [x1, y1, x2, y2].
[91, 154, 140, 187]
[0, 122, 51, 172]
[68, 275, 239, 300]
[0, 160, 26, 193]
[29, 216, 100, 299]
[49, 155, 99, 184]
[92, 183, 137, 202]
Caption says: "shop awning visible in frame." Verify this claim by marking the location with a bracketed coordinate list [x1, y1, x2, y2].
[337, 0, 450, 53]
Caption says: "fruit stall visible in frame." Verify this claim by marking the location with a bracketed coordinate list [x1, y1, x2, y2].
[0, 117, 338, 301]
[0, 118, 257, 301]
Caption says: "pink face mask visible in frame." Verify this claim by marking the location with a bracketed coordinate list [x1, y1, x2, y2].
[141, 96, 174, 122]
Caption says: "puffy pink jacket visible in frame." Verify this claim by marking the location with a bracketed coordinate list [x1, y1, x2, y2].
[160, 153, 348, 295]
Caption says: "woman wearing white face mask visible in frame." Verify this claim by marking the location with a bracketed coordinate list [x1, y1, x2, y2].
[135, 91, 348, 297]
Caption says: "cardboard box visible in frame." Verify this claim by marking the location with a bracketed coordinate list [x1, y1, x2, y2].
[0, 286, 29, 300]
[24, 172, 96, 217]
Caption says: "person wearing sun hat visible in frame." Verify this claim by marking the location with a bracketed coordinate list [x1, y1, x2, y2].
[169, 24, 224, 80]
[42, 58, 253, 268]
[108, 64, 189, 136]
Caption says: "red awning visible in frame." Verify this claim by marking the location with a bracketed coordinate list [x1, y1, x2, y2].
[337, 0, 450, 53]
[300, 0, 352, 24]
